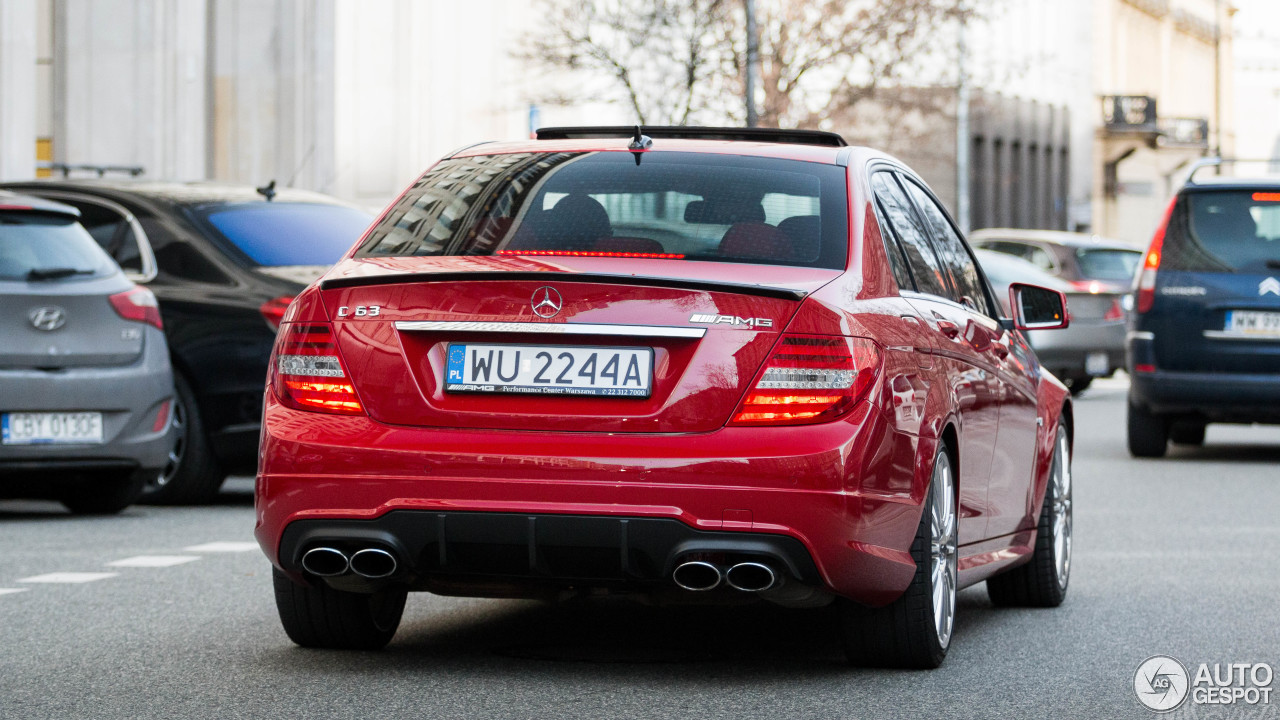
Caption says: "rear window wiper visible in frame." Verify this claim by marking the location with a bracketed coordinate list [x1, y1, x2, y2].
[25, 267, 96, 281]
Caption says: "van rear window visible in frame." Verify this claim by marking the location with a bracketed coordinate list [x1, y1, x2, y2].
[355, 151, 848, 270]
[1166, 190, 1280, 273]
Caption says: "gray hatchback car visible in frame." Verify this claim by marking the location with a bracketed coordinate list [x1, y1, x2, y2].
[1, 191, 175, 513]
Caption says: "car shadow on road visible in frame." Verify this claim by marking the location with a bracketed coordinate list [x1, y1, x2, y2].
[259, 586, 1005, 675]
[1165, 442, 1280, 463]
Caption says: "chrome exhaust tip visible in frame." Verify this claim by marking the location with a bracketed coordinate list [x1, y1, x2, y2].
[672, 560, 722, 591]
[301, 547, 349, 577]
[725, 562, 777, 592]
[348, 548, 398, 579]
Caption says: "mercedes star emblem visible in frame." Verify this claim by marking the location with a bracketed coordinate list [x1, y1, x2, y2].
[531, 286, 563, 318]
[28, 306, 67, 331]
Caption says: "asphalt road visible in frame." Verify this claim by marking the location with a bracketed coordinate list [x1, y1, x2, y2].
[2, 376, 1279, 720]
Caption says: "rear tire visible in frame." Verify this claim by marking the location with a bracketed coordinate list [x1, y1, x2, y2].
[1169, 420, 1206, 446]
[1127, 399, 1168, 458]
[273, 567, 407, 650]
[988, 425, 1071, 607]
[142, 372, 225, 505]
[60, 469, 146, 515]
[839, 444, 956, 669]
[1065, 376, 1092, 396]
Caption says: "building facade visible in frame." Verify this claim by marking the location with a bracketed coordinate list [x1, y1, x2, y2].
[1091, 0, 1235, 245]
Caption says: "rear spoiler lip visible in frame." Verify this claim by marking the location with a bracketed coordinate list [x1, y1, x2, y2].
[319, 271, 810, 301]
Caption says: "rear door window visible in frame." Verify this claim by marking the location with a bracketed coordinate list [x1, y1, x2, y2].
[1170, 190, 1280, 273]
[902, 178, 996, 317]
[869, 172, 950, 298]
[72, 201, 144, 273]
[355, 151, 849, 270]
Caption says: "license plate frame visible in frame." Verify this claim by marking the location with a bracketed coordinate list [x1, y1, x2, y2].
[1224, 310, 1280, 338]
[445, 343, 654, 398]
[1, 412, 105, 445]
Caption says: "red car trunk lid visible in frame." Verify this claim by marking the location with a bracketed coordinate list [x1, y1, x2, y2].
[319, 257, 838, 433]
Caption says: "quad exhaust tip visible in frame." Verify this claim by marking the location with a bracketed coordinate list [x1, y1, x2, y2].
[301, 547, 349, 577]
[725, 562, 777, 592]
[349, 548, 398, 579]
[672, 561, 722, 591]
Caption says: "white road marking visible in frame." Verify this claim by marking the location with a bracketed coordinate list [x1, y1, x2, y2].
[0, 588, 30, 596]
[107, 555, 200, 568]
[183, 541, 258, 553]
[18, 572, 117, 584]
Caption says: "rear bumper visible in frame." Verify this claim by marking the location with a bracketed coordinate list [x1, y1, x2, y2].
[279, 511, 822, 594]
[255, 396, 926, 606]
[0, 329, 176, 474]
[1130, 369, 1280, 421]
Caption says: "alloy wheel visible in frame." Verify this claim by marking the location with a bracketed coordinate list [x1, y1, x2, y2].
[1051, 430, 1073, 589]
[930, 454, 958, 649]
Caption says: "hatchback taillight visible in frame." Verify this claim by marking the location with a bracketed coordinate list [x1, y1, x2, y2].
[730, 335, 881, 426]
[108, 286, 163, 329]
[1137, 197, 1177, 314]
[271, 323, 363, 415]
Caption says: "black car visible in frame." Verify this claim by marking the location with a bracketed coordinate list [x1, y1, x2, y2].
[1, 180, 375, 501]
[1127, 161, 1280, 456]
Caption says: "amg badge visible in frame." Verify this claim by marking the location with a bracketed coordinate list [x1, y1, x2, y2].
[689, 313, 773, 328]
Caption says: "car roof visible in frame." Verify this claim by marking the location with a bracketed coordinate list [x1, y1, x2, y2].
[0, 180, 350, 208]
[0, 189, 80, 216]
[452, 137, 881, 166]
[969, 227, 1143, 251]
[1182, 177, 1280, 190]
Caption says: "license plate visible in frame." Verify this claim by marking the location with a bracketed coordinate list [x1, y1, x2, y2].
[1, 412, 104, 445]
[445, 344, 653, 397]
[1224, 310, 1280, 338]
[1085, 352, 1109, 376]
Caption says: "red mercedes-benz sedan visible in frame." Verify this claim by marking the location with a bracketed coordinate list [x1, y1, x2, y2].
[256, 126, 1073, 668]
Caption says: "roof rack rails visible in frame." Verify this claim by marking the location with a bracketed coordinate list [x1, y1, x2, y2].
[37, 162, 145, 178]
[534, 125, 848, 148]
[1186, 157, 1280, 185]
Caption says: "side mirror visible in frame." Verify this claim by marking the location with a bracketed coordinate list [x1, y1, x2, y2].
[1009, 283, 1069, 330]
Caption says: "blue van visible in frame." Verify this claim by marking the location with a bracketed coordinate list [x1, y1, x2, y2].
[1127, 161, 1280, 457]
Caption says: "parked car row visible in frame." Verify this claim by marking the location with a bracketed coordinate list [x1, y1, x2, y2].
[1, 181, 374, 509]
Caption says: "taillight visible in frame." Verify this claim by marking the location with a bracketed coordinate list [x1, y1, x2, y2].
[730, 335, 881, 426]
[270, 323, 363, 415]
[1103, 298, 1125, 322]
[1137, 198, 1176, 314]
[260, 295, 295, 332]
[108, 287, 163, 329]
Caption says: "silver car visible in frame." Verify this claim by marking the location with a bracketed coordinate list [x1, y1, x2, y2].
[976, 248, 1128, 395]
[1, 192, 175, 513]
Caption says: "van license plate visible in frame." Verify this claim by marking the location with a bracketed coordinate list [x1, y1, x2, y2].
[1224, 311, 1280, 338]
[445, 344, 653, 397]
[1, 412, 104, 445]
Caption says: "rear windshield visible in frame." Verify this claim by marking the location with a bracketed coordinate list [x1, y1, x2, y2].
[1165, 190, 1280, 273]
[200, 203, 374, 266]
[355, 151, 849, 269]
[0, 211, 116, 281]
[1075, 248, 1141, 281]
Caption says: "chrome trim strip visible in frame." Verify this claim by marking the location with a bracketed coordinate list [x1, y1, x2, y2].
[1127, 331, 1155, 341]
[1203, 330, 1280, 341]
[394, 321, 706, 338]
